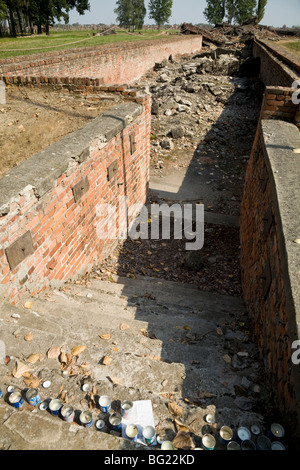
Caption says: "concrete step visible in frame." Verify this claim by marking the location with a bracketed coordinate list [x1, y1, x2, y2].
[0, 276, 270, 450]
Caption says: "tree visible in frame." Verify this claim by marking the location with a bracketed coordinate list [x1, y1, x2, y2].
[132, 0, 146, 30]
[148, 0, 173, 30]
[204, 0, 258, 25]
[0, 0, 7, 36]
[256, 0, 267, 23]
[2, 0, 89, 36]
[203, 0, 226, 25]
[233, 0, 256, 24]
[115, 0, 146, 31]
[115, 0, 133, 30]
[0, 0, 7, 21]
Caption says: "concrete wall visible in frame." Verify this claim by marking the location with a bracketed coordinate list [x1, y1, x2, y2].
[0, 35, 203, 86]
[240, 117, 300, 440]
[0, 96, 151, 304]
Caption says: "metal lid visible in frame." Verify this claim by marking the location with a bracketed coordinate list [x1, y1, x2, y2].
[237, 426, 251, 440]
[42, 380, 51, 389]
[270, 423, 285, 438]
[80, 410, 93, 424]
[95, 419, 105, 430]
[251, 424, 261, 435]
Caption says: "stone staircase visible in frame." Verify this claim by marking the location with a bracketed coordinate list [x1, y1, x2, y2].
[0, 274, 272, 450]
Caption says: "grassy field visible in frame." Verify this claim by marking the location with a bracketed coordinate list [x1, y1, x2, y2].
[0, 29, 177, 59]
[277, 39, 300, 58]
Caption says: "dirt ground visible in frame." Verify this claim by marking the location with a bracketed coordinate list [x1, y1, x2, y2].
[0, 85, 121, 179]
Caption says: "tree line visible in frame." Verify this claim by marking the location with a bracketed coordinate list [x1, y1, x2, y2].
[114, 0, 173, 32]
[0, 0, 269, 38]
[204, 0, 268, 25]
[0, 0, 90, 37]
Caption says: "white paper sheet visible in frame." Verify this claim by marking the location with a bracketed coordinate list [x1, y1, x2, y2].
[121, 400, 157, 446]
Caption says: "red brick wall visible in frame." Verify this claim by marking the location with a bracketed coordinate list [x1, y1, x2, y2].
[0, 95, 151, 304]
[259, 86, 300, 130]
[253, 38, 299, 88]
[0, 35, 202, 85]
[240, 117, 300, 441]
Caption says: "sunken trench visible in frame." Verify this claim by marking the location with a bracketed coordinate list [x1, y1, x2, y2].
[90, 42, 264, 299]
[78, 41, 292, 448]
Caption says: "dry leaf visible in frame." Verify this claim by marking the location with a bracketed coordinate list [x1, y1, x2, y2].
[109, 376, 123, 385]
[168, 401, 183, 416]
[60, 351, 68, 364]
[12, 360, 31, 378]
[173, 431, 194, 450]
[100, 334, 112, 341]
[161, 379, 168, 388]
[216, 327, 223, 336]
[26, 354, 40, 364]
[47, 346, 61, 359]
[24, 301, 33, 309]
[24, 331, 34, 341]
[120, 323, 130, 331]
[71, 345, 86, 356]
[173, 418, 189, 433]
[24, 375, 40, 388]
[102, 356, 112, 366]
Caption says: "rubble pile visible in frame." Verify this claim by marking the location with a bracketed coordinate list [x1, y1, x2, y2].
[137, 44, 262, 216]
[181, 21, 281, 45]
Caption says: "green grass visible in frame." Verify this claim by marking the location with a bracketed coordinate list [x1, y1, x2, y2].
[0, 29, 177, 59]
[277, 39, 300, 58]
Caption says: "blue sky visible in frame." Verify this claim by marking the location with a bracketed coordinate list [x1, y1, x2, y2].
[68, 0, 300, 27]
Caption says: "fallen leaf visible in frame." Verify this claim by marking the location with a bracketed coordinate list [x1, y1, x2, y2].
[12, 361, 31, 378]
[173, 431, 194, 450]
[161, 378, 168, 388]
[60, 351, 68, 364]
[100, 334, 112, 341]
[173, 418, 189, 433]
[23, 375, 40, 388]
[24, 301, 33, 309]
[24, 332, 34, 341]
[47, 346, 61, 359]
[71, 345, 86, 356]
[293, 238, 300, 245]
[120, 323, 130, 331]
[216, 327, 223, 336]
[26, 354, 40, 364]
[168, 401, 183, 416]
[108, 376, 123, 385]
[102, 356, 112, 366]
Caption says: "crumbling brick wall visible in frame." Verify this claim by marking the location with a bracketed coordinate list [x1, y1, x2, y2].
[253, 38, 299, 88]
[0, 35, 203, 86]
[0, 95, 151, 305]
[240, 118, 300, 441]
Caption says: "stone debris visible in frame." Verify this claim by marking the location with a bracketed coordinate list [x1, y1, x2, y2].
[180, 21, 282, 45]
